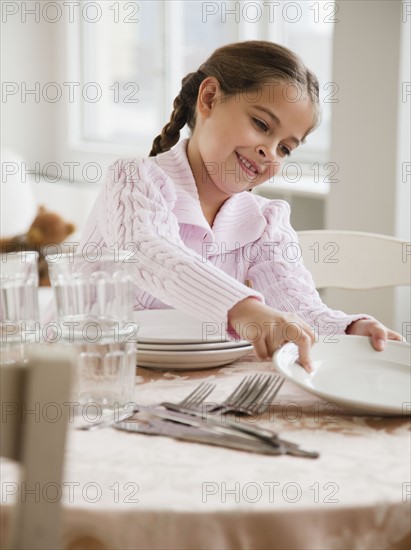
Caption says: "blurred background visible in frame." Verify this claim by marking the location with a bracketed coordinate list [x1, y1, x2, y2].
[1, 0, 410, 332]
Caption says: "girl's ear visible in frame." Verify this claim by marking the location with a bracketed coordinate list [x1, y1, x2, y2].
[197, 76, 221, 119]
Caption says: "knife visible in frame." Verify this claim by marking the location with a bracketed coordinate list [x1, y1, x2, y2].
[160, 403, 319, 458]
[162, 402, 296, 446]
[134, 406, 319, 458]
[115, 417, 284, 455]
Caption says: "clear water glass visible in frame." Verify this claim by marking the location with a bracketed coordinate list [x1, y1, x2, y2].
[46, 251, 136, 340]
[75, 340, 136, 406]
[46, 251, 138, 425]
[0, 251, 39, 350]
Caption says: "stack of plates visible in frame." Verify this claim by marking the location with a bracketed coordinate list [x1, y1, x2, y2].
[134, 309, 253, 370]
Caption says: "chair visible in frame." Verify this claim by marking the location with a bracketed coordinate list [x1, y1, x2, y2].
[296, 230, 410, 289]
[0, 345, 74, 550]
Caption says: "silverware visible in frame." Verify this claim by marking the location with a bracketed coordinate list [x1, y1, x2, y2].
[217, 373, 284, 415]
[76, 382, 216, 431]
[78, 379, 319, 458]
[233, 375, 285, 415]
[137, 406, 319, 458]
[177, 382, 216, 408]
[161, 405, 319, 458]
[183, 374, 285, 415]
[77, 407, 138, 431]
[115, 417, 284, 455]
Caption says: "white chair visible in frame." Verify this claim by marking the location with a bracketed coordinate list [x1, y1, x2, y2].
[297, 230, 410, 289]
[0, 345, 74, 550]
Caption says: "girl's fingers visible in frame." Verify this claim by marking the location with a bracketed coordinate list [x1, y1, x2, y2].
[295, 332, 314, 372]
[250, 319, 315, 366]
[386, 329, 404, 341]
[370, 324, 387, 351]
[273, 326, 313, 371]
[294, 323, 315, 370]
[302, 323, 316, 345]
[281, 320, 314, 346]
[252, 339, 269, 361]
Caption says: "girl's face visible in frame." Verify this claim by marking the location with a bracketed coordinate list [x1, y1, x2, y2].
[189, 78, 316, 196]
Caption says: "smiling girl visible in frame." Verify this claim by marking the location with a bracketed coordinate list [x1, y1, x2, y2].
[80, 41, 402, 370]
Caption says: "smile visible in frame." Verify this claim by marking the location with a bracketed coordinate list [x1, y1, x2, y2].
[236, 152, 260, 177]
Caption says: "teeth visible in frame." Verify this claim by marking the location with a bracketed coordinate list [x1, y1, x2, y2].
[238, 154, 258, 174]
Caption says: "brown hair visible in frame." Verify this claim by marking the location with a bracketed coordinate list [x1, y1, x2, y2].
[149, 40, 319, 157]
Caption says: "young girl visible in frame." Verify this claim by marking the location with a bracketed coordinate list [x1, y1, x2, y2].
[80, 41, 402, 370]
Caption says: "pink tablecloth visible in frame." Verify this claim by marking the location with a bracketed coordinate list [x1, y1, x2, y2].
[1, 352, 410, 550]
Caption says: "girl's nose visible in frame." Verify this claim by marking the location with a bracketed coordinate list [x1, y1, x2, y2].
[256, 144, 277, 162]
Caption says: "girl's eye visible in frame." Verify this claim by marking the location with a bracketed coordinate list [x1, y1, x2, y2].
[253, 118, 269, 133]
[279, 145, 291, 156]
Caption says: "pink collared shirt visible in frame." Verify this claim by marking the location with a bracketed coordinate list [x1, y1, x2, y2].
[79, 139, 365, 334]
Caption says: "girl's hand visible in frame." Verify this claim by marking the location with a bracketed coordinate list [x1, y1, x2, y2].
[227, 298, 315, 372]
[345, 319, 404, 350]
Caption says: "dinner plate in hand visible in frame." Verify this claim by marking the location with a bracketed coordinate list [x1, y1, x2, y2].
[273, 335, 411, 415]
[134, 309, 245, 344]
[137, 345, 254, 370]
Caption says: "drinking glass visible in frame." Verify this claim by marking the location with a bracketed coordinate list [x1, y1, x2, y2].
[46, 251, 136, 340]
[46, 251, 138, 426]
[0, 252, 40, 362]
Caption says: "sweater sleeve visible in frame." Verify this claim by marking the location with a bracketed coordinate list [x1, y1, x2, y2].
[90, 158, 263, 325]
[245, 200, 370, 335]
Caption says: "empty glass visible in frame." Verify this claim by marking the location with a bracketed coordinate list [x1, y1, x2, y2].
[46, 251, 138, 425]
[0, 251, 39, 349]
[46, 251, 136, 340]
[74, 339, 136, 406]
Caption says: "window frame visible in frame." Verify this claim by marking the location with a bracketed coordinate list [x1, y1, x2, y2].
[59, 0, 333, 185]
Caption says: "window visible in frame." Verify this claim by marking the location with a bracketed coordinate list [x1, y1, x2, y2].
[77, 0, 336, 163]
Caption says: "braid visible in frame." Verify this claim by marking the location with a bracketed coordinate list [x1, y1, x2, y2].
[149, 71, 205, 157]
[149, 94, 189, 157]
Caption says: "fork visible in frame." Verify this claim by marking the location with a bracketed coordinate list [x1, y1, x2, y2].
[177, 382, 216, 408]
[77, 382, 216, 431]
[176, 374, 284, 416]
[232, 374, 285, 416]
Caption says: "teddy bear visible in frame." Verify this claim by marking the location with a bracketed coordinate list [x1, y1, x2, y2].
[0, 206, 75, 286]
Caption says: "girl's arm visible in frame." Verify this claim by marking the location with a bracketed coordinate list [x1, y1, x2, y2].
[245, 200, 373, 336]
[233, 199, 403, 366]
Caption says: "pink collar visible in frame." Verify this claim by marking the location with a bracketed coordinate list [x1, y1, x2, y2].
[155, 139, 268, 250]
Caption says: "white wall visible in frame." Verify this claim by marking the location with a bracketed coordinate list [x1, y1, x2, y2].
[394, 2, 411, 337]
[325, 0, 410, 333]
[1, 13, 57, 167]
[1, 10, 101, 237]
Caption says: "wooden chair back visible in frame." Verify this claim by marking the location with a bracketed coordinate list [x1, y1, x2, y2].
[1, 345, 73, 550]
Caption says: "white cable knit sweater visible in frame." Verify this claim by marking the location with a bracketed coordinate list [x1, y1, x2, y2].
[79, 139, 366, 334]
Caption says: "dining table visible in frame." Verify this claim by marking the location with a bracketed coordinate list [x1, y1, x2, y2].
[1, 348, 410, 550]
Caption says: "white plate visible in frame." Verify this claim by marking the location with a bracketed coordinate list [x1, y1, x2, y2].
[133, 309, 235, 344]
[137, 345, 254, 370]
[138, 340, 251, 351]
[273, 335, 411, 415]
